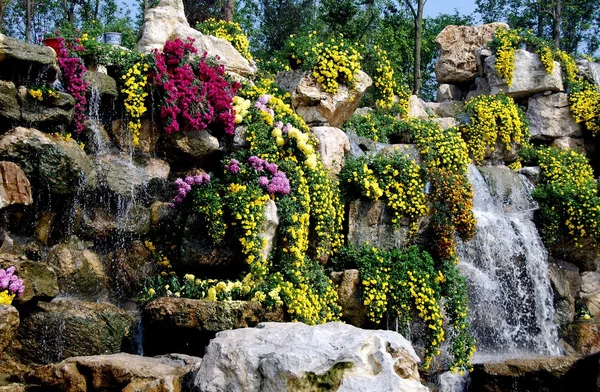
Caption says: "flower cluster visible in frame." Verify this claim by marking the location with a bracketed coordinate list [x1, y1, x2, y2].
[344, 110, 402, 143]
[151, 38, 240, 135]
[523, 146, 600, 247]
[121, 60, 149, 145]
[232, 96, 252, 124]
[139, 273, 247, 303]
[568, 79, 600, 135]
[489, 28, 521, 86]
[172, 173, 211, 205]
[247, 156, 291, 195]
[57, 37, 88, 134]
[460, 93, 529, 164]
[333, 245, 475, 372]
[195, 18, 253, 61]
[0, 266, 25, 305]
[29, 86, 60, 101]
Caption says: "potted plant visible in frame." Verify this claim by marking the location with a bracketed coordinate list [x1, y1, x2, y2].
[42, 30, 61, 54]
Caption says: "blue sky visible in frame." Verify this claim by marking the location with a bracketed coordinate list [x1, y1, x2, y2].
[119, 0, 480, 21]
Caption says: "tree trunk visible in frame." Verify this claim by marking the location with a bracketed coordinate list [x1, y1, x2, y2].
[413, 0, 423, 95]
[25, 0, 32, 42]
[553, 0, 561, 48]
[222, 0, 235, 21]
[94, 0, 100, 20]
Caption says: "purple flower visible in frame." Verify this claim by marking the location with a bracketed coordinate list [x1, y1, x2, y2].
[275, 121, 283, 129]
[258, 94, 271, 104]
[282, 123, 292, 134]
[0, 276, 8, 290]
[6, 266, 16, 275]
[193, 174, 204, 185]
[185, 175, 195, 185]
[258, 176, 269, 187]
[265, 163, 278, 175]
[202, 173, 211, 183]
[249, 156, 265, 171]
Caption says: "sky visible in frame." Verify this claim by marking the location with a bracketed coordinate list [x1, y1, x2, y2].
[120, 0, 481, 21]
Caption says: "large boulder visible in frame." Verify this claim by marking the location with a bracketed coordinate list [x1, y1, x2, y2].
[311, 127, 350, 175]
[144, 298, 284, 356]
[84, 71, 118, 98]
[17, 86, 75, 129]
[330, 269, 368, 327]
[17, 299, 134, 364]
[485, 49, 564, 98]
[581, 271, 600, 318]
[164, 130, 222, 163]
[552, 137, 586, 153]
[276, 70, 372, 128]
[437, 83, 466, 102]
[0, 33, 58, 84]
[193, 322, 428, 392]
[46, 239, 107, 298]
[347, 199, 427, 250]
[577, 59, 600, 88]
[0, 162, 32, 210]
[527, 93, 581, 140]
[136, 0, 254, 77]
[0, 127, 97, 194]
[435, 23, 508, 83]
[27, 353, 201, 392]
[0, 305, 19, 353]
[408, 95, 429, 119]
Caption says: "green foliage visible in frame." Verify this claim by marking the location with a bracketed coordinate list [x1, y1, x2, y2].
[521, 147, 600, 247]
[332, 244, 475, 372]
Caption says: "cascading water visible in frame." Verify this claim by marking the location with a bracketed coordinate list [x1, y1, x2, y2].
[458, 165, 561, 358]
[88, 86, 109, 155]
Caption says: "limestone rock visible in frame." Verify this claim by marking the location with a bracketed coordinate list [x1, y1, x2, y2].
[347, 199, 427, 250]
[27, 353, 201, 392]
[331, 270, 368, 327]
[435, 23, 508, 83]
[0, 127, 97, 194]
[0, 162, 32, 209]
[379, 144, 421, 163]
[517, 166, 541, 186]
[576, 59, 600, 88]
[485, 50, 564, 98]
[565, 321, 600, 356]
[96, 154, 169, 198]
[437, 83, 465, 102]
[0, 259, 59, 304]
[353, 107, 373, 117]
[0, 81, 20, 127]
[194, 322, 427, 392]
[276, 70, 372, 128]
[469, 356, 585, 392]
[137, 0, 254, 76]
[311, 127, 350, 175]
[17, 299, 134, 364]
[144, 298, 284, 356]
[551, 137, 585, 153]
[18, 86, 75, 129]
[84, 71, 118, 97]
[46, 240, 107, 298]
[465, 76, 491, 100]
[0, 305, 19, 353]
[527, 93, 581, 140]
[0, 33, 58, 84]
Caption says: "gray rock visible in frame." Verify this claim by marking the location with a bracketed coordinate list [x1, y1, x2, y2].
[232, 125, 248, 150]
[311, 126, 350, 175]
[551, 137, 585, 153]
[576, 59, 600, 88]
[165, 130, 222, 162]
[0, 127, 97, 194]
[28, 353, 201, 392]
[18, 86, 74, 129]
[527, 93, 581, 140]
[437, 84, 465, 102]
[548, 260, 580, 329]
[276, 70, 372, 128]
[17, 298, 134, 364]
[517, 166, 541, 185]
[432, 117, 458, 130]
[0, 81, 20, 125]
[423, 101, 464, 118]
[486, 50, 564, 98]
[581, 270, 600, 318]
[0, 305, 19, 353]
[435, 23, 508, 83]
[331, 269, 368, 327]
[261, 199, 279, 260]
[96, 154, 169, 198]
[347, 199, 427, 250]
[408, 95, 428, 119]
[0, 33, 58, 84]
[193, 322, 428, 392]
[465, 76, 490, 100]
[353, 107, 373, 117]
[84, 71, 118, 97]
[379, 144, 421, 163]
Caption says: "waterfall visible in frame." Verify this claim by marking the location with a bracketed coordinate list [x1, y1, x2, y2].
[457, 165, 561, 358]
[88, 86, 109, 155]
